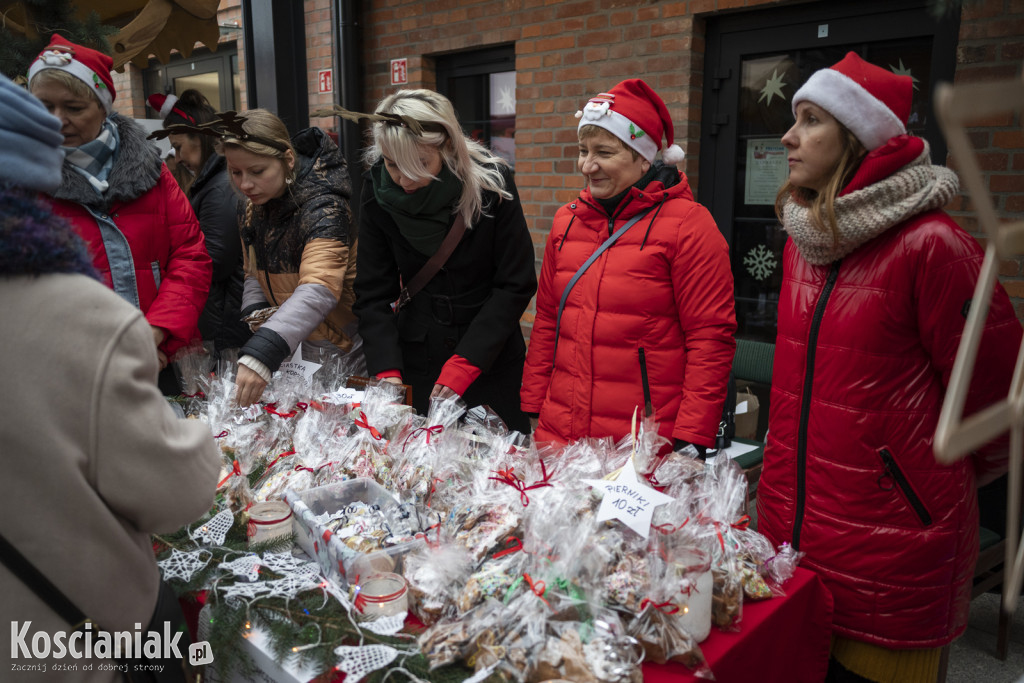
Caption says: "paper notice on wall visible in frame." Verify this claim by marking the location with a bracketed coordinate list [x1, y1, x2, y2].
[744, 137, 789, 205]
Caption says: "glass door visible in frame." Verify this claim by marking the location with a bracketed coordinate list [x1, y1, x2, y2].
[700, 0, 959, 343]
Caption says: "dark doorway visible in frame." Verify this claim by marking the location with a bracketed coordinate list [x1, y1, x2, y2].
[700, 0, 959, 343]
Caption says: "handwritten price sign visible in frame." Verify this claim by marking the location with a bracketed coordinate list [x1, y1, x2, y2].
[583, 457, 673, 539]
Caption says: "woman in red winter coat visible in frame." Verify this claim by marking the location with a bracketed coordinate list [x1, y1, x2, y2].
[28, 35, 211, 394]
[757, 52, 1022, 683]
[521, 79, 736, 453]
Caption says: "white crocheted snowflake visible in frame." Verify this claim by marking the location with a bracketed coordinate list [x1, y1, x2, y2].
[158, 548, 211, 582]
[191, 509, 234, 546]
[744, 244, 778, 281]
[220, 580, 272, 601]
[265, 574, 321, 599]
[334, 644, 399, 680]
[360, 613, 407, 636]
[261, 551, 309, 573]
[220, 554, 261, 582]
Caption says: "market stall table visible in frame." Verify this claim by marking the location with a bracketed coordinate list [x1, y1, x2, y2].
[182, 565, 831, 682]
[643, 566, 833, 683]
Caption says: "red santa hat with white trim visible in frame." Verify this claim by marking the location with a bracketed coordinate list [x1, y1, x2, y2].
[791, 51, 912, 152]
[27, 34, 115, 113]
[576, 78, 686, 166]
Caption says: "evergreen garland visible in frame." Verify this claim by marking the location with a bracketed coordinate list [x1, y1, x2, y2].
[154, 504, 488, 682]
[0, 0, 115, 80]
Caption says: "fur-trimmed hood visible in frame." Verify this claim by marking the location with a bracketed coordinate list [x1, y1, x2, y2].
[51, 112, 163, 212]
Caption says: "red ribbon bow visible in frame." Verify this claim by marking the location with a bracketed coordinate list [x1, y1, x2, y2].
[264, 403, 298, 418]
[493, 536, 523, 559]
[640, 598, 679, 615]
[654, 517, 690, 535]
[402, 424, 443, 452]
[488, 459, 553, 507]
[354, 412, 382, 440]
[213, 430, 229, 439]
[264, 447, 296, 472]
[523, 572, 551, 610]
[217, 460, 242, 488]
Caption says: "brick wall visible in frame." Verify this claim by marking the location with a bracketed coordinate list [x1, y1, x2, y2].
[946, 0, 1024, 318]
[361, 0, 1024, 330]
[306, 0, 338, 136]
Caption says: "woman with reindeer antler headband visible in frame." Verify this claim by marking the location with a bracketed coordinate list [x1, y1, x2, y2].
[209, 109, 365, 407]
[28, 34, 212, 395]
[351, 90, 536, 429]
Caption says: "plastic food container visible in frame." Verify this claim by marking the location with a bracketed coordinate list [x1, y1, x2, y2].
[284, 478, 424, 587]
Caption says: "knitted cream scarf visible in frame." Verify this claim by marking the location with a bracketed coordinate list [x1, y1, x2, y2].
[782, 147, 959, 265]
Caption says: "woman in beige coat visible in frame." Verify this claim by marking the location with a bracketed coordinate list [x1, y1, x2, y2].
[0, 73, 220, 682]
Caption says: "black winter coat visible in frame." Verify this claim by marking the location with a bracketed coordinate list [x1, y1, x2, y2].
[353, 163, 536, 431]
[188, 153, 251, 352]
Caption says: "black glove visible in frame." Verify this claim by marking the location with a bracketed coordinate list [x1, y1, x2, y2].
[673, 439, 708, 459]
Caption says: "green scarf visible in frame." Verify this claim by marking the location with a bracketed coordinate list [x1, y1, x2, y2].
[372, 162, 463, 256]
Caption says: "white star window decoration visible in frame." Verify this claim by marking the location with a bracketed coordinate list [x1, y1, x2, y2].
[758, 69, 787, 106]
[889, 59, 920, 91]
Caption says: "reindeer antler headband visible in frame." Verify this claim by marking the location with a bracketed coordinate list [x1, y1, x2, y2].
[147, 111, 291, 152]
[311, 105, 447, 136]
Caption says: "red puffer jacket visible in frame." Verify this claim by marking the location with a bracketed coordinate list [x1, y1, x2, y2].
[49, 114, 210, 358]
[521, 165, 736, 449]
[757, 211, 1021, 648]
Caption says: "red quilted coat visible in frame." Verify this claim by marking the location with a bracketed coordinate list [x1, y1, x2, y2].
[49, 114, 210, 358]
[521, 164, 736, 449]
[758, 207, 1022, 648]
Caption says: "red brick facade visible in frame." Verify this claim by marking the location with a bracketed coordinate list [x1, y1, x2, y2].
[109, 0, 1024, 325]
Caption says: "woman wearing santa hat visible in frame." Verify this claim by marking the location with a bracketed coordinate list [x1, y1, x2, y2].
[28, 34, 211, 394]
[758, 52, 1021, 681]
[151, 89, 251, 355]
[521, 78, 736, 454]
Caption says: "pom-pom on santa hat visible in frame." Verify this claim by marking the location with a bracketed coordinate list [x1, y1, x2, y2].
[147, 92, 195, 124]
[27, 34, 115, 113]
[792, 51, 912, 152]
[576, 78, 686, 165]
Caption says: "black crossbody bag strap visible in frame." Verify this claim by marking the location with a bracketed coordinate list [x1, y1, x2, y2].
[393, 213, 468, 312]
[551, 208, 653, 367]
[0, 532, 90, 628]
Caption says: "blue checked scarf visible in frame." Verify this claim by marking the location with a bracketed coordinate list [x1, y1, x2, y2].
[62, 118, 120, 194]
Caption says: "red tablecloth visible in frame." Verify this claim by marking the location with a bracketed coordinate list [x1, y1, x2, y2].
[181, 566, 833, 683]
[643, 566, 833, 683]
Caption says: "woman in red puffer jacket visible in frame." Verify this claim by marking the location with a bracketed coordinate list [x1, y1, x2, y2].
[758, 52, 1022, 682]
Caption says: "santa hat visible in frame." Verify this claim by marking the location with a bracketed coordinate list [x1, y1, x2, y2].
[27, 34, 115, 113]
[147, 92, 195, 124]
[792, 52, 912, 152]
[576, 78, 686, 165]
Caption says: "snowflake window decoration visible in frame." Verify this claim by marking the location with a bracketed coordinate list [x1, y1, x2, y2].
[191, 508, 234, 546]
[334, 644, 400, 681]
[744, 244, 778, 281]
[158, 548, 212, 583]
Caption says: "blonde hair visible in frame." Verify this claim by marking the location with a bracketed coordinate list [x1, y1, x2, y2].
[579, 124, 640, 161]
[362, 89, 511, 227]
[29, 69, 102, 106]
[216, 108, 296, 194]
[775, 121, 866, 245]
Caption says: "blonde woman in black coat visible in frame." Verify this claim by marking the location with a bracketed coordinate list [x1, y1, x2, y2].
[353, 90, 536, 431]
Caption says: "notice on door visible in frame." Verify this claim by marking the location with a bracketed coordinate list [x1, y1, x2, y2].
[744, 137, 788, 205]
